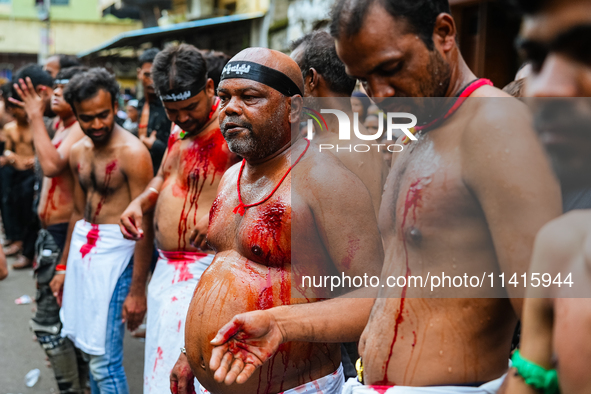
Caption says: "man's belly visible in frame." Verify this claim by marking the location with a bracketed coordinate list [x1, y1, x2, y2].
[360, 297, 515, 387]
[38, 176, 74, 228]
[185, 251, 340, 394]
[154, 179, 218, 251]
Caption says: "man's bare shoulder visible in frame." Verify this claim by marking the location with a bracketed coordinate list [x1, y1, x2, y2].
[531, 210, 591, 274]
[471, 84, 512, 98]
[217, 159, 242, 193]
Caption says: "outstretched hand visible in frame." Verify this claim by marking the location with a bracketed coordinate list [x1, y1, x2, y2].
[10, 77, 46, 118]
[209, 310, 285, 385]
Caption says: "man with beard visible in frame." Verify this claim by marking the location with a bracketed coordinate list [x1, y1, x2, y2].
[13, 66, 89, 393]
[290, 30, 387, 215]
[56, 68, 153, 393]
[169, 47, 383, 394]
[118, 44, 237, 394]
[503, 1, 591, 393]
[136, 48, 172, 174]
[206, 1, 562, 393]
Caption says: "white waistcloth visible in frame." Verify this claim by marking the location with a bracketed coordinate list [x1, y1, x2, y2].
[60, 220, 135, 355]
[341, 373, 506, 394]
[199, 364, 344, 394]
[144, 250, 214, 393]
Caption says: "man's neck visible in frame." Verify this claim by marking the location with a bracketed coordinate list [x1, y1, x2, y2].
[145, 92, 155, 103]
[245, 135, 306, 168]
[444, 50, 478, 98]
[59, 113, 76, 128]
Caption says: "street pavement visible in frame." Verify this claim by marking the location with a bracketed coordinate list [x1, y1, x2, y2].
[0, 256, 145, 393]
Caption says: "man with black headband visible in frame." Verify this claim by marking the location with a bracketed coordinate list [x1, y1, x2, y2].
[118, 44, 237, 394]
[205, 1, 563, 394]
[169, 47, 383, 394]
[13, 66, 89, 393]
[503, 1, 591, 393]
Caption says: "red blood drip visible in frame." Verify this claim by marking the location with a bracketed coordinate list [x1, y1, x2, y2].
[167, 259, 194, 284]
[412, 331, 417, 347]
[177, 130, 230, 250]
[153, 346, 163, 372]
[92, 160, 118, 222]
[167, 130, 180, 152]
[177, 320, 182, 332]
[209, 194, 223, 224]
[171, 296, 178, 302]
[249, 201, 290, 267]
[380, 178, 426, 384]
[80, 224, 100, 258]
[40, 178, 59, 223]
[54, 140, 62, 149]
[341, 237, 360, 270]
[368, 386, 391, 394]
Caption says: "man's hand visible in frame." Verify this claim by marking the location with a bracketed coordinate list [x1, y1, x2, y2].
[170, 352, 197, 394]
[122, 292, 147, 331]
[120, 199, 144, 240]
[140, 130, 157, 150]
[189, 214, 211, 251]
[209, 310, 285, 385]
[49, 274, 65, 306]
[11, 77, 46, 118]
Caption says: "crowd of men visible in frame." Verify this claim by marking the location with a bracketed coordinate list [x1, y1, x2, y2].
[0, 0, 590, 393]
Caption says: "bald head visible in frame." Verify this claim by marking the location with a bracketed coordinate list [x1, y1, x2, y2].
[227, 47, 305, 96]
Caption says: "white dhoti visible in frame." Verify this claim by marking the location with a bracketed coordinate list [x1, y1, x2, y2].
[60, 220, 135, 355]
[199, 364, 344, 394]
[144, 250, 214, 393]
[341, 373, 506, 394]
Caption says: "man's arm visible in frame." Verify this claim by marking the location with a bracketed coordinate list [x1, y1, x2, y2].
[13, 78, 85, 177]
[463, 98, 562, 315]
[119, 148, 167, 240]
[49, 142, 86, 303]
[210, 155, 384, 384]
[121, 143, 154, 331]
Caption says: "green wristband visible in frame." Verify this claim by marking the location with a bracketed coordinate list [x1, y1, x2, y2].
[511, 349, 559, 394]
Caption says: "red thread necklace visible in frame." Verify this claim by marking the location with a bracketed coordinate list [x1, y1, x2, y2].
[233, 138, 311, 216]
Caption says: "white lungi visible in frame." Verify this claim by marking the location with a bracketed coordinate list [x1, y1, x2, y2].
[199, 364, 344, 394]
[144, 250, 213, 393]
[341, 373, 506, 394]
[60, 220, 135, 355]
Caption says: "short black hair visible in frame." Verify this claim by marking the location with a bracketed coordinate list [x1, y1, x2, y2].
[138, 48, 160, 67]
[330, 0, 451, 50]
[55, 66, 89, 82]
[200, 50, 231, 91]
[64, 67, 119, 111]
[12, 63, 54, 100]
[57, 54, 81, 69]
[508, 0, 548, 15]
[1, 82, 12, 101]
[152, 44, 208, 96]
[292, 30, 357, 96]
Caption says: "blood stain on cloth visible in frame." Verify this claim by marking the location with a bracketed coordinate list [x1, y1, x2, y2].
[167, 259, 194, 284]
[80, 224, 100, 259]
[153, 346, 163, 372]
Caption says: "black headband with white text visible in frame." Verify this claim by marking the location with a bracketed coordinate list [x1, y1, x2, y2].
[159, 76, 207, 102]
[220, 61, 302, 97]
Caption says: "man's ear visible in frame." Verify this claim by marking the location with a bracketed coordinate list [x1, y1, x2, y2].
[432, 13, 457, 54]
[206, 78, 215, 98]
[307, 68, 320, 93]
[288, 95, 304, 125]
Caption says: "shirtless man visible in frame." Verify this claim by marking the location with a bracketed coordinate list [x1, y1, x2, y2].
[207, 1, 563, 392]
[169, 48, 383, 394]
[57, 68, 153, 393]
[13, 66, 89, 393]
[290, 30, 387, 214]
[503, 1, 591, 393]
[119, 44, 237, 394]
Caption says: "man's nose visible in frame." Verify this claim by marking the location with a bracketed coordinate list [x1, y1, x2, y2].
[223, 96, 242, 116]
[366, 76, 396, 100]
[177, 111, 190, 124]
[525, 54, 579, 97]
[91, 117, 103, 129]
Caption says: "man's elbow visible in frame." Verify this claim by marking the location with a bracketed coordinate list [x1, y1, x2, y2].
[42, 162, 67, 178]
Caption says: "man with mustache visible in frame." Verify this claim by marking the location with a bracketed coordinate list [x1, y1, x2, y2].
[207, 0, 562, 393]
[57, 68, 153, 393]
[13, 65, 90, 393]
[119, 44, 237, 393]
[503, 0, 591, 393]
[170, 47, 383, 394]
